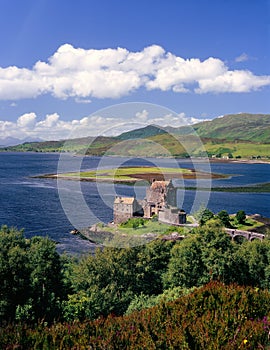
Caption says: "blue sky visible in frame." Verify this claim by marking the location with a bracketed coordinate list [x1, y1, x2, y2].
[0, 0, 269, 140]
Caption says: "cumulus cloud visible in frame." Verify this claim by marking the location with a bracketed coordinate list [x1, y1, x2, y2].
[0, 45, 269, 101]
[195, 70, 270, 93]
[17, 112, 37, 128]
[0, 110, 205, 141]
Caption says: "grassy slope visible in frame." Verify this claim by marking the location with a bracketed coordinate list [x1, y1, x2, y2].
[192, 113, 270, 143]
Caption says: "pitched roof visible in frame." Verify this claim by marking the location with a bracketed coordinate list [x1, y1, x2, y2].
[114, 196, 135, 205]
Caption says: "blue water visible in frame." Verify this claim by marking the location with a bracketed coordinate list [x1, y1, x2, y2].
[0, 153, 269, 254]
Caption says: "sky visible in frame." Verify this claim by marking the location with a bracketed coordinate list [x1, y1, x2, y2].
[0, 0, 269, 141]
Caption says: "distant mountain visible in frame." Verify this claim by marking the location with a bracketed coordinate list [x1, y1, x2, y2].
[0, 136, 43, 147]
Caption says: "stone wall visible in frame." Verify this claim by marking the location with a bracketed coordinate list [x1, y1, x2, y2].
[158, 207, 187, 225]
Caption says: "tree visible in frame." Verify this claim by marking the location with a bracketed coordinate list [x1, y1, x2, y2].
[163, 235, 205, 289]
[27, 236, 65, 322]
[217, 210, 231, 228]
[0, 226, 30, 323]
[66, 240, 174, 321]
[197, 221, 235, 284]
[200, 208, 215, 225]
[235, 210, 246, 225]
[194, 206, 214, 226]
[0, 227, 66, 324]
[232, 240, 270, 288]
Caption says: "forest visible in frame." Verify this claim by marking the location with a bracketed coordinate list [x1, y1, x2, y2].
[0, 215, 270, 349]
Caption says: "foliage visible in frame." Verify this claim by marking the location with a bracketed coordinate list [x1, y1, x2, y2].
[201, 208, 215, 225]
[194, 205, 214, 225]
[0, 226, 66, 325]
[217, 210, 232, 227]
[1, 221, 270, 348]
[64, 240, 174, 321]
[1, 282, 270, 349]
[120, 217, 145, 229]
[125, 286, 196, 314]
[236, 210, 246, 224]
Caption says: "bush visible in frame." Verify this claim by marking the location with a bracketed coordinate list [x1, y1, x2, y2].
[1, 282, 269, 349]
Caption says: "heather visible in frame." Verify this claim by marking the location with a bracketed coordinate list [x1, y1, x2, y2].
[0, 282, 270, 349]
[0, 220, 270, 348]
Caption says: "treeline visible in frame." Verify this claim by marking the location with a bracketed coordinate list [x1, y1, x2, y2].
[0, 221, 270, 347]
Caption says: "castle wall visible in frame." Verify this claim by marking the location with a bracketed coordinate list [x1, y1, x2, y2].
[158, 207, 187, 225]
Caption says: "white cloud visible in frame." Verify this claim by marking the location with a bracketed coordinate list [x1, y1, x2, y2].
[0, 110, 207, 141]
[195, 70, 270, 93]
[17, 112, 37, 128]
[235, 53, 249, 62]
[135, 109, 149, 122]
[0, 45, 269, 101]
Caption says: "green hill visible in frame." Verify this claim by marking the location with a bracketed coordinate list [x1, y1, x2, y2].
[116, 124, 167, 140]
[1, 113, 270, 159]
[191, 113, 270, 143]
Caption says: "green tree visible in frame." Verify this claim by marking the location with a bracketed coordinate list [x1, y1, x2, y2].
[0, 227, 66, 324]
[27, 236, 65, 322]
[217, 210, 232, 227]
[235, 210, 246, 225]
[200, 208, 215, 225]
[196, 221, 235, 284]
[232, 239, 270, 288]
[0, 226, 30, 323]
[163, 235, 205, 289]
[66, 241, 173, 321]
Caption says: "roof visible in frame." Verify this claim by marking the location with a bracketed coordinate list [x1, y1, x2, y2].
[114, 196, 135, 205]
[150, 180, 171, 190]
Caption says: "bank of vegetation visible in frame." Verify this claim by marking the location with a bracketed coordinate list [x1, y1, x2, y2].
[0, 213, 270, 348]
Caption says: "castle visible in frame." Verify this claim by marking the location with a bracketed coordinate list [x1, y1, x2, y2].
[113, 179, 186, 225]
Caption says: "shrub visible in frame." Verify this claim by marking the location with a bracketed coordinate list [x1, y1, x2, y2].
[1, 282, 269, 349]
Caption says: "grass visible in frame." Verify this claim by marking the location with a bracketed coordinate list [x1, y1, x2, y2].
[203, 141, 270, 158]
[88, 218, 196, 242]
[98, 220, 181, 236]
[229, 216, 265, 231]
[57, 165, 217, 183]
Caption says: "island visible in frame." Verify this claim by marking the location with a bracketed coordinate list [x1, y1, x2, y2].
[35, 165, 226, 183]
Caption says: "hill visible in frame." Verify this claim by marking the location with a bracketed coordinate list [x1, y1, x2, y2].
[115, 113, 270, 145]
[2, 135, 117, 154]
[116, 124, 168, 140]
[187, 113, 270, 143]
[1, 113, 270, 159]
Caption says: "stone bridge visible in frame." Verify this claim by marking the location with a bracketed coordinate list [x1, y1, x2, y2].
[225, 228, 265, 241]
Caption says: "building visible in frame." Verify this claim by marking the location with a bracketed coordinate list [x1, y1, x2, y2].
[143, 179, 177, 218]
[113, 196, 143, 224]
[113, 179, 186, 225]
